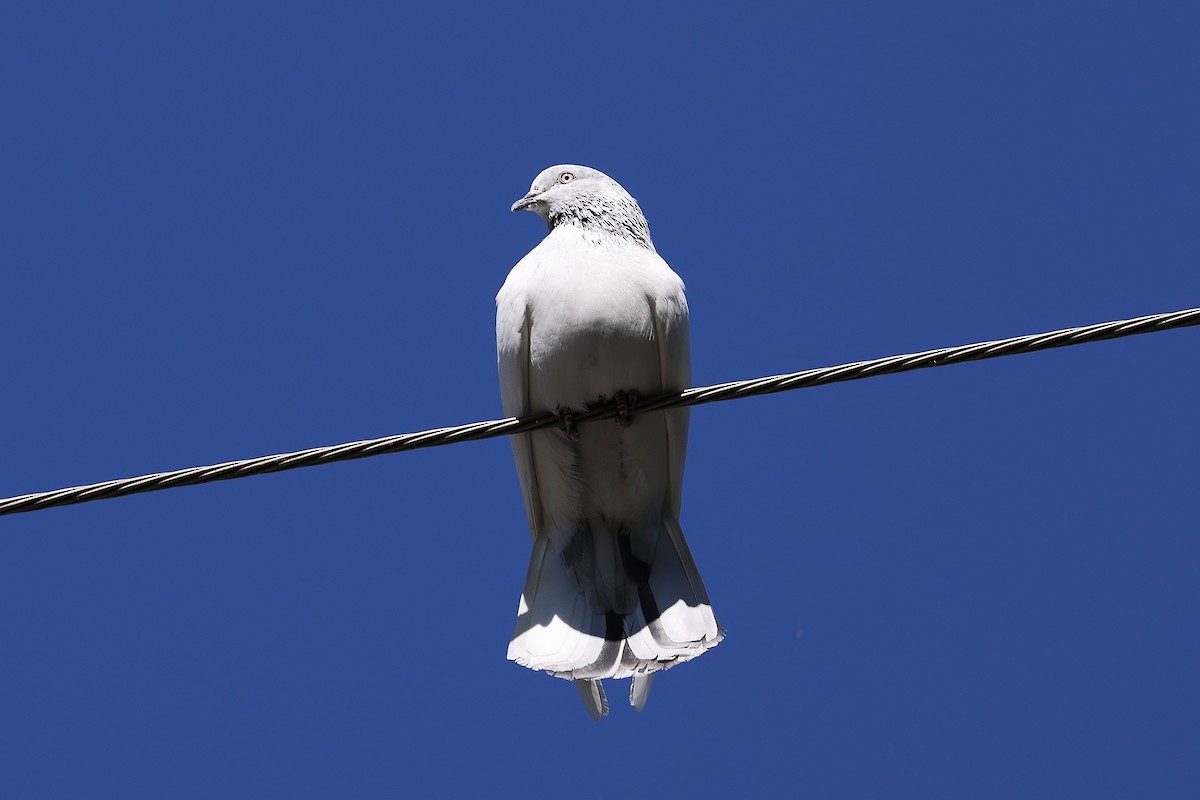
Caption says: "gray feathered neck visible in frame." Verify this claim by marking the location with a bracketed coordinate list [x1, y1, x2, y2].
[548, 193, 655, 251]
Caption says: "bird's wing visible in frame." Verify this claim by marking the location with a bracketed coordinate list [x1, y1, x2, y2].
[650, 286, 692, 516]
[497, 292, 543, 539]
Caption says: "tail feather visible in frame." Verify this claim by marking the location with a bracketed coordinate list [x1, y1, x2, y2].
[625, 514, 722, 659]
[575, 679, 609, 720]
[509, 536, 607, 672]
[629, 674, 654, 711]
[509, 513, 722, 715]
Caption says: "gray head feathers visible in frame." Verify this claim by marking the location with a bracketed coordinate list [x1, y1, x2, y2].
[511, 164, 654, 250]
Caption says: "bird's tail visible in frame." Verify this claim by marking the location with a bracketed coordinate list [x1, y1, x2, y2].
[508, 514, 723, 717]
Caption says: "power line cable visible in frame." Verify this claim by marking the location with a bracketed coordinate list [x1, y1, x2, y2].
[2, 306, 1197, 518]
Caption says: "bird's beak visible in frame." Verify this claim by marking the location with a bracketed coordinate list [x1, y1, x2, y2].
[511, 191, 540, 212]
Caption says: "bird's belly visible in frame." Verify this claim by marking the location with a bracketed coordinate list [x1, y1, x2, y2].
[529, 330, 659, 411]
[526, 292, 660, 409]
[526, 310, 669, 526]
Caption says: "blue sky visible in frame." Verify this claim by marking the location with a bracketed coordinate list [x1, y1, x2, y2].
[3, 3, 1198, 797]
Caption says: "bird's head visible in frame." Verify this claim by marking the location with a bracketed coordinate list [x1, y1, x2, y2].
[511, 164, 653, 248]
[511, 164, 616, 215]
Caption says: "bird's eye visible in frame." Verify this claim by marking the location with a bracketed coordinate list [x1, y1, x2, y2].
[559, 172, 574, 183]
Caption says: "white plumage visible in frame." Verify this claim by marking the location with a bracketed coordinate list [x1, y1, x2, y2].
[497, 165, 722, 718]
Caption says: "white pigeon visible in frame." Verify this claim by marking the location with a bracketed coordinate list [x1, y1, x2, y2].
[496, 165, 723, 719]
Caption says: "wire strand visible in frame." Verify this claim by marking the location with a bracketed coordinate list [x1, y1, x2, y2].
[3, 306, 1197, 518]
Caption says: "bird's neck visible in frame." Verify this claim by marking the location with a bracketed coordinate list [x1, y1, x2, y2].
[548, 195, 655, 251]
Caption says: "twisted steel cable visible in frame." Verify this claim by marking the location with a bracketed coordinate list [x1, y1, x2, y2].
[2, 306, 1197, 518]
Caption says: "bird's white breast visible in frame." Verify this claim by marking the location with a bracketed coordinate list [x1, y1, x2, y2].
[498, 226, 684, 412]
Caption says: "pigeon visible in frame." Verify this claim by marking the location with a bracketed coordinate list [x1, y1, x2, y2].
[496, 165, 723, 719]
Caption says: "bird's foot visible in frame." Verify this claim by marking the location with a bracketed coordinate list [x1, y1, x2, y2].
[614, 389, 639, 428]
[556, 406, 581, 443]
